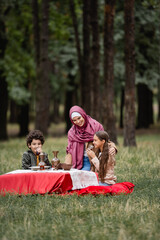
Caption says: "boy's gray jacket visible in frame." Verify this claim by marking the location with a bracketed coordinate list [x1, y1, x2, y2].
[22, 149, 51, 169]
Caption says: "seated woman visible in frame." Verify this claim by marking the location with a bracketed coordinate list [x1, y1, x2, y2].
[65, 105, 117, 171]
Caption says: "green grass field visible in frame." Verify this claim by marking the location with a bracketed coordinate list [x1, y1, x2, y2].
[0, 133, 160, 240]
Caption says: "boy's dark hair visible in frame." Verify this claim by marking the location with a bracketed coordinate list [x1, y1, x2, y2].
[26, 130, 45, 147]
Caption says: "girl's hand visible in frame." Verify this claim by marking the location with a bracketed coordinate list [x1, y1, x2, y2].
[109, 147, 116, 156]
[86, 149, 96, 159]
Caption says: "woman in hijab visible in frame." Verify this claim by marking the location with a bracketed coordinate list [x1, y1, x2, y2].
[65, 105, 117, 171]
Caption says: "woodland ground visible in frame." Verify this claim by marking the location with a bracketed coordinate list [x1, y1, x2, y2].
[0, 123, 160, 240]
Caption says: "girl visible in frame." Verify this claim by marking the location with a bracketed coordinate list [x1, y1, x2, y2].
[87, 131, 117, 186]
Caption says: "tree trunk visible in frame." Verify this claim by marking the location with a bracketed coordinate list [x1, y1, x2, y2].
[18, 104, 29, 137]
[0, 13, 8, 140]
[65, 60, 78, 133]
[50, 99, 60, 124]
[17, 25, 31, 137]
[65, 87, 74, 134]
[34, 0, 50, 135]
[148, 89, 153, 125]
[103, 0, 117, 143]
[18, 78, 29, 136]
[69, 0, 82, 75]
[120, 87, 124, 128]
[32, 0, 40, 66]
[123, 0, 136, 146]
[137, 83, 153, 128]
[9, 100, 19, 123]
[69, 0, 92, 113]
[0, 78, 8, 140]
[69, 0, 82, 107]
[158, 79, 160, 121]
[81, 0, 91, 113]
[158, 9, 160, 122]
[90, 0, 100, 120]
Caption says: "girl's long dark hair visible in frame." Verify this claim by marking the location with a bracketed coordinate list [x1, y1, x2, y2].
[95, 131, 109, 183]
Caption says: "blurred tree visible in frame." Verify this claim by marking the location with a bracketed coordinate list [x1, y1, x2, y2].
[69, 0, 82, 86]
[0, 5, 8, 140]
[81, 0, 91, 113]
[119, 87, 124, 128]
[9, 100, 19, 123]
[135, 0, 159, 127]
[114, 2, 125, 128]
[158, 5, 160, 122]
[137, 83, 153, 128]
[49, 1, 80, 132]
[32, 0, 50, 135]
[115, 0, 159, 129]
[123, 0, 136, 146]
[70, 0, 102, 119]
[32, 0, 40, 67]
[2, 0, 34, 137]
[90, 0, 100, 120]
[102, 0, 117, 143]
[158, 80, 160, 121]
[158, 0, 160, 122]
[18, 20, 32, 136]
[64, 59, 77, 133]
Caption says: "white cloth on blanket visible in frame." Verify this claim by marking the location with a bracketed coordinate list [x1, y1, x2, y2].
[69, 170, 99, 190]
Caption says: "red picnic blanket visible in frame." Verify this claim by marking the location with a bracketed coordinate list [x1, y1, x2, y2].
[61, 182, 135, 196]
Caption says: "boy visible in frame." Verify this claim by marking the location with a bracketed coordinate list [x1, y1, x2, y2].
[22, 129, 51, 169]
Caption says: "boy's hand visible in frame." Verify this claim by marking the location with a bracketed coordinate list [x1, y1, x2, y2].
[36, 147, 42, 155]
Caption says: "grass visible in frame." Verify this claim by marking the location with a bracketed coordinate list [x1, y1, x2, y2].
[0, 133, 160, 240]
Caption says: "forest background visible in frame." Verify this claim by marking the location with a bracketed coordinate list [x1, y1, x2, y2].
[0, 0, 160, 146]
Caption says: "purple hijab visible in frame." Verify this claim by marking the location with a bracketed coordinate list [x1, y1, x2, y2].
[66, 106, 104, 169]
